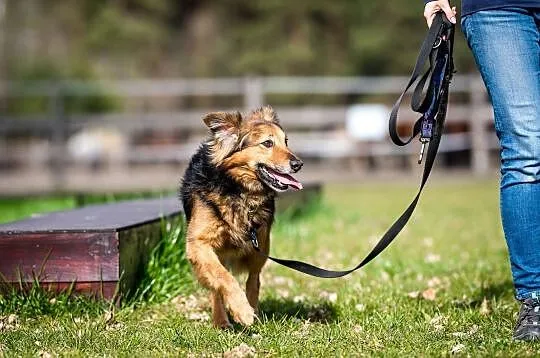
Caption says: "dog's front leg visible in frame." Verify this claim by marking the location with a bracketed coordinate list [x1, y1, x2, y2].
[210, 291, 231, 329]
[186, 239, 255, 326]
[245, 272, 260, 314]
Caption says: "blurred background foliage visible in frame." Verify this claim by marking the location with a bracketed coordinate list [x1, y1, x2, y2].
[7, 59, 120, 114]
[1, 0, 475, 81]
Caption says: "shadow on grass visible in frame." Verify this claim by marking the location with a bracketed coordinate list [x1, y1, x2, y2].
[259, 296, 338, 323]
[453, 280, 515, 309]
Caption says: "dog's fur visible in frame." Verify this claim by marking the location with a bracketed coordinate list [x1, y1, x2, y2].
[180, 106, 303, 328]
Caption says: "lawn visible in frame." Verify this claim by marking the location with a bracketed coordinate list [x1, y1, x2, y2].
[1, 180, 539, 356]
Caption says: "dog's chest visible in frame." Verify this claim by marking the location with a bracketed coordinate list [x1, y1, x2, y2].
[247, 196, 274, 226]
[222, 196, 272, 243]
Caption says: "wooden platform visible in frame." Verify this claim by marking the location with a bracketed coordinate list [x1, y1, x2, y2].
[0, 197, 181, 299]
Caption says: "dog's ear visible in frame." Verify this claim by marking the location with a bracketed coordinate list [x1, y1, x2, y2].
[203, 111, 242, 136]
[202, 111, 242, 163]
[251, 105, 279, 124]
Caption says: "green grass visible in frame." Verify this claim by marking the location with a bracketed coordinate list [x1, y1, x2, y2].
[1, 180, 540, 356]
[0, 197, 77, 224]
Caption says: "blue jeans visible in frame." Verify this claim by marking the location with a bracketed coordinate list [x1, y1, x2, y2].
[461, 8, 540, 301]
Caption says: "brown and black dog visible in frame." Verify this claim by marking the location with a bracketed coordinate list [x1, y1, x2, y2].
[180, 106, 303, 328]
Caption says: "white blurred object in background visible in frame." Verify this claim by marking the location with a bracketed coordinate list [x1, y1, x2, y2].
[346, 104, 389, 141]
[68, 128, 127, 166]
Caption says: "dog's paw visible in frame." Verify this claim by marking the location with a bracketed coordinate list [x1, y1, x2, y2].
[229, 304, 255, 326]
[223, 289, 256, 326]
[213, 311, 233, 329]
[213, 319, 233, 330]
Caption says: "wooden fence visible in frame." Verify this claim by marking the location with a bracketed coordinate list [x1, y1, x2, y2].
[0, 75, 497, 195]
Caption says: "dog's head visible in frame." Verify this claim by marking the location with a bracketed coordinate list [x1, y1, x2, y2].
[203, 105, 303, 193]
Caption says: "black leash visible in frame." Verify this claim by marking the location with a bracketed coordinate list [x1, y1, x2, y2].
[251, 12, 455, 278]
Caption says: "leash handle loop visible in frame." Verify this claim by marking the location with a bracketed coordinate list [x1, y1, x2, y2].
[389, 13, 452, 146]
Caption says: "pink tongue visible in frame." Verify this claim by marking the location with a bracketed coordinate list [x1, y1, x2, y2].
[269, 171, 303, 190]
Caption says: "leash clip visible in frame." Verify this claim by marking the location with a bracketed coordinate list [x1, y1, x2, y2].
[249, 228, 259, 249]
[418, 114, 434, 165]
[418, 137, 429, 164]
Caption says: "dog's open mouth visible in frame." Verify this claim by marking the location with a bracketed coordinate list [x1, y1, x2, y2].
[257, 165, 303, 192]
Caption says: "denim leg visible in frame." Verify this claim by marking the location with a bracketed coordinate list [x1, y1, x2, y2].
[461, 8, 540, 300]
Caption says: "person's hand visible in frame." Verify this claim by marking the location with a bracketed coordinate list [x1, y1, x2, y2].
[424, 0, 457, 27]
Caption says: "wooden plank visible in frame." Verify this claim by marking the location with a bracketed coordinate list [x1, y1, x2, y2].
[0, 75, 476, 97]
[0, 197, 182, 299]
[2, 104, 494, 135]
[0, 232, 118, 282]
[117, 221, 166, 296]
[0, 197, 180, 233]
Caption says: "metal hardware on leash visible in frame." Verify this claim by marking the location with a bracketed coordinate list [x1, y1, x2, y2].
[418, 138, 428, 164]
[250, 227, 259, 249]
[433, 36, 443, 49]
[418, 114, 434, 164]
[418, 32, 449, 165]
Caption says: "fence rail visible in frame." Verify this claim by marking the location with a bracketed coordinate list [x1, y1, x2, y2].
[0, 76, 474, 97]
[0, 75, 497, 195]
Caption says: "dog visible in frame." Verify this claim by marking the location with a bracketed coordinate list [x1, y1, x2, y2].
[180, 105, 303, 328]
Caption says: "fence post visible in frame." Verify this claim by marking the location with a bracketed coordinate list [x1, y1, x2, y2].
[50, 87, 67, 191]
[243, 76, 264, 110]
[469, 75, 489, 175]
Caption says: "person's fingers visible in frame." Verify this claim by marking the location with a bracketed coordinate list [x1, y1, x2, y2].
[439, 2, 457, 23]
[424, 1, 456, 27]
[423, 2, 439, 28]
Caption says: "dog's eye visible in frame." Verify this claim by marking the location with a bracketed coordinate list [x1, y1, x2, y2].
[285, 138, 289, 146]
[262, 140, 274, 148]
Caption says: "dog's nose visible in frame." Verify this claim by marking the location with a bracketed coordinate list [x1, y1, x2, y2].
[290, 158, 304, 173]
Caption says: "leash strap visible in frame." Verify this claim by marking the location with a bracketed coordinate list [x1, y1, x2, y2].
[252, 12, 455, 278]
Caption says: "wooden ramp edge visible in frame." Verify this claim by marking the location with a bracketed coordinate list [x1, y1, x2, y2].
[0, 197, 181, 300]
